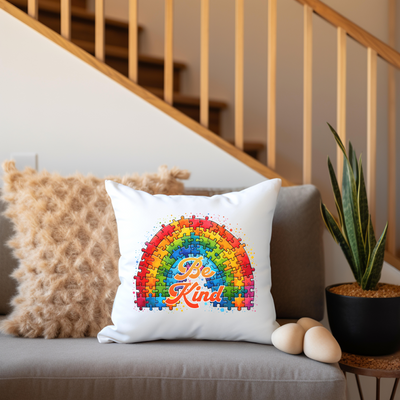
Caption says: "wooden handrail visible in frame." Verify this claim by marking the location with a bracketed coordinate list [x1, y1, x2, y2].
[293, 0, 400, 70]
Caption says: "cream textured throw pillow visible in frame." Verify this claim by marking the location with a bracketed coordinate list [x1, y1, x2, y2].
[98, 178, 281, 344]
[0, 161, 189, 338]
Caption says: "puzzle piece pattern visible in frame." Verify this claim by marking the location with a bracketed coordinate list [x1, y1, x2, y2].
[133, 216, 255, 311]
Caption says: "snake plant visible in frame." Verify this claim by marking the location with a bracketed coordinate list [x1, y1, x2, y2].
[321, 124, 388, 290]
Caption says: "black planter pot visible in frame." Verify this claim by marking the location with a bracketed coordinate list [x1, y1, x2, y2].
[326, 283, 400, 356]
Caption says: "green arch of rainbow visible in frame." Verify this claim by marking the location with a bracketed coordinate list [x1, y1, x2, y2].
[134, 216, 255, 311]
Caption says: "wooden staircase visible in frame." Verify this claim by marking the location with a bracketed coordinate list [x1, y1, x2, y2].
[2, 0, 400, 265]
[8, 0, 264, 159]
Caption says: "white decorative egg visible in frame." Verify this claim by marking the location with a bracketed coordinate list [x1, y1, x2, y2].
[303, 326, 342, 363]
[271, 323, 305, 355]
[297, 317, 323, 332]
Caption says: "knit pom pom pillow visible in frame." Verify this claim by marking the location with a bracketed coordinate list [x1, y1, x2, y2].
[0, 161, 189, 339]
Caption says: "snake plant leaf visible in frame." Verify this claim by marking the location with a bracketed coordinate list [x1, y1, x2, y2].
[327, 157, 344, 229]
[348, 141, 354, 164]
[358, 159, 369, 247]
[349, 142, 359, 188]
[320, 202, 336, 239]
[327, 123, 347, 158]
[366, 215, 377, 267]
[361, 223, 388, 290]
[342, 152, 365, 279]
[321, 202, 360, 283]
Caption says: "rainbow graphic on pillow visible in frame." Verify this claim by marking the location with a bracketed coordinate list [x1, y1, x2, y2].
[134, 216, 255, 311]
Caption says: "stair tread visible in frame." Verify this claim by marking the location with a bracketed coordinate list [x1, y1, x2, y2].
[10, 0, 142, 30]
[144, 87, 227, 109]
[72, 39, 187, 70]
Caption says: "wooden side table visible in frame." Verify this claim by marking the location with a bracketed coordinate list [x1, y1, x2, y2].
[339, 351, 400, 400]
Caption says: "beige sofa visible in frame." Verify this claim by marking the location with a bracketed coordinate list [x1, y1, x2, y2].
[0, 185, 346, 400]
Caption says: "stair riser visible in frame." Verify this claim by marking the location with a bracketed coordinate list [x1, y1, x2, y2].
[106, 57, 181, 93]
[13, 4, 130, 47]
[72, 17, 128, 48]
[173, 105, 221, 136]
[40, 0, 86, 9]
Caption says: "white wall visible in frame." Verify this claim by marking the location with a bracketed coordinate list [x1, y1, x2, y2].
[2, 8, 400, 400]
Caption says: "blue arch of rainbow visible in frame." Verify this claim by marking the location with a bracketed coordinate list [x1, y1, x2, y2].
[134, 216, 255, 311]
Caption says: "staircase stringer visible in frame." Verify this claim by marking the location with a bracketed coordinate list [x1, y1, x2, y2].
[0, 0, 292, 187]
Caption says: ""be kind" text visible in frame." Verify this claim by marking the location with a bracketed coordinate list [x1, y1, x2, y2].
[165, 257, 224, 308]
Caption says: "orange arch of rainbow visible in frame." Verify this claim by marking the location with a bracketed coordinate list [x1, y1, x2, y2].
[134, 216, 255, 311]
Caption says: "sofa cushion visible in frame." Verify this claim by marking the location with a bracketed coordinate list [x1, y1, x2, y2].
[270, 184, 325, 320]
[0, 330, 346, 400]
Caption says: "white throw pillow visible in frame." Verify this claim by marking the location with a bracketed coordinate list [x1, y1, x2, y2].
[98, 179, 281, 344]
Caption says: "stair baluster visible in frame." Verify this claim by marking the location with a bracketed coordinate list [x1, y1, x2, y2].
[128, 0, 138, 83]
[336, 27, 346, 188]
[303, 4, 313, 185]
[235, 0, 244, 151]
[28, 0, 37, 19]
[164, 0, 174, 106]
[60, 0, 70, 40]
[95, 0, 104, 62]
[388, 0, 397, 254]
[200, 0, 209, 129]
[367, 47, 377, 228]
[267, 0, 277, 170]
